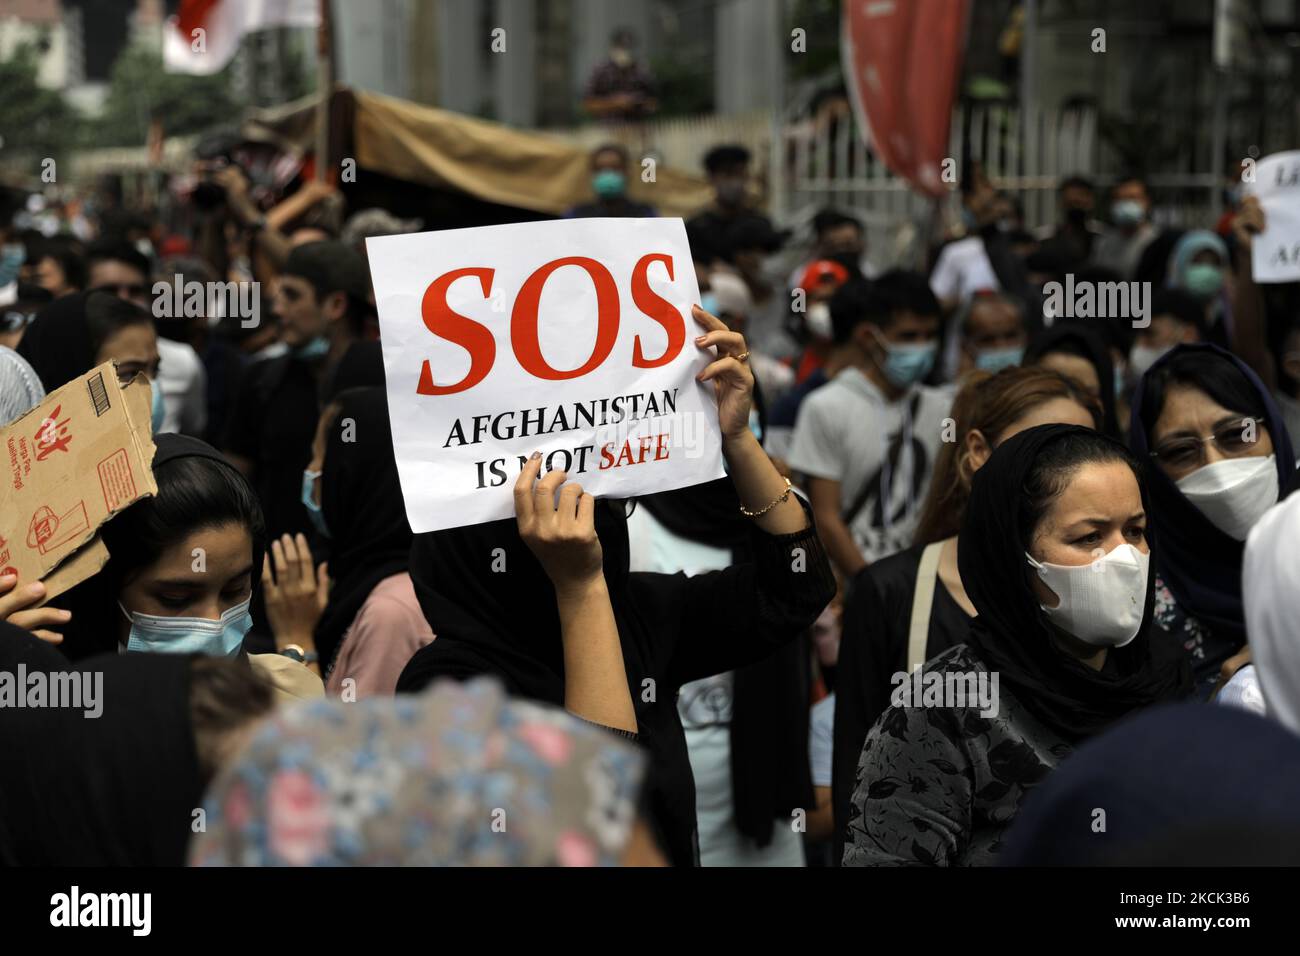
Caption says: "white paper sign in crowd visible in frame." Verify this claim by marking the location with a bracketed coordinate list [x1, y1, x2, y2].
[1247, 150, 1300, 284]
[368, 218, 726, 533]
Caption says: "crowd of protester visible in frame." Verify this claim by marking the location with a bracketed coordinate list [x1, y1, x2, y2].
[1, 135, 1299, 868]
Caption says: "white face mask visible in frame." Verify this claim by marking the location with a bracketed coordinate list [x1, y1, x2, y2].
[1128, 343, 1171, 381]
[805, 302, 833, 340]
[1175, 455, 1278, 541]
[1026, 543, 1150, 647]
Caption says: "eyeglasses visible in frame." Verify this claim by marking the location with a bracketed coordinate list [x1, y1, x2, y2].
[1149, 417, 1264, 469]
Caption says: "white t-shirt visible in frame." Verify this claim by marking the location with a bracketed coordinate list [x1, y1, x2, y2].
[809, 693, 835, 789]
[787, 367, 952, 564]
[625, 506, 806, 867]
[928, 236, 999, 306]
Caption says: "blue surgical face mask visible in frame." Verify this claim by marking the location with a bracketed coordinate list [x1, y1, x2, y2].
[975, 345, 1024, 373]
[1110, 199, 1145, 227]
[871, 328, 937, 388]
[302, 468, 329, 537]
[0, 243, 24, 287]
[150, 376, 166, 433]
[293, 335, 330, 361]
[1184, 264, 1224, 300]
[120, 596, 252, 656]
[700, 292, 720, 316]
[592, 170, 627, 199]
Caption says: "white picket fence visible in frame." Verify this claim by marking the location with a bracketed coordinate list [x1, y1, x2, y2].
[566, 101, 1220, 269]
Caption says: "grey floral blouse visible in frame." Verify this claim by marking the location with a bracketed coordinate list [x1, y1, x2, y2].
[842, 644, 1071, 866]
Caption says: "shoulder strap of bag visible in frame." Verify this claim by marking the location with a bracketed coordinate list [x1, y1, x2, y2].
[842, 388, 923, 528]
[907, 541, 945, 674]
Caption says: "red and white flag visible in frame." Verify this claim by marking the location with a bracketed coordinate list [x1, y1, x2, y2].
[164, 0, 320, 75]
[841, 0, 971, 198]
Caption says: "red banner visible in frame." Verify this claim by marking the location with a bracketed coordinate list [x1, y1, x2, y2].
[841, 0, 971, 198]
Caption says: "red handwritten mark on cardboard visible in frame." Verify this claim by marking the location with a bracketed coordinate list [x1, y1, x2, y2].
[34, 405, 72, 461]
[26, 502, 89, 555]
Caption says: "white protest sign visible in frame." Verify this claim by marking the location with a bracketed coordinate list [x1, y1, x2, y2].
[1246, 150, 1300, 283]
[368, 217, 726, 533]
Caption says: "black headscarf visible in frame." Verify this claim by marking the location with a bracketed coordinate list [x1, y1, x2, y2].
[16, 291, 97, 392]
[55, 434, 266, 661]
[1024, 321, 1120, 438]
[1129, 343, 1298, 648]
[640, 480, 811, 848]
[314, 387, 412, 674]
[958, 423, 1189, 743]
[1001, 704, 1300, 865]
[398, 498, 633, 698]
[0, 634, 204, 866]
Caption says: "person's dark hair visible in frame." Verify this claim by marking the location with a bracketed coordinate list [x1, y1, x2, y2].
[283, 240, 371, 332]
[591, 143, 629, 168]
[812, 208, 862, 239]
[685, 223, 721, 267]
[33, 237, 87, 291]
[703, 144, 751, 176]
[1066, 266, 1136, 354]
[1111, 173, 1148, 196]
[84, 291, 152, 358]
[85, 239, 149, 282]
[1150, 288, 1208, 337]
[1138, 350, 1268, 440]
[830, 270, 939, 345]
[100, 455, 266, 594]
[1018, 429, 1142, 551]
[188, 656, 274, 785]
[1058, 174, 1095, 195]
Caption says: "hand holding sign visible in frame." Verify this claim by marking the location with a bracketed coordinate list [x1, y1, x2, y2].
[514, 453, 603, 595]
[692, 304, 755, 442]
[369, 218, 725, 533]
[1245, 150, 1300, 283]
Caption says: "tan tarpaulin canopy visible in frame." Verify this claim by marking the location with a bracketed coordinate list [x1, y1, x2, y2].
[242, 88, 714, 219]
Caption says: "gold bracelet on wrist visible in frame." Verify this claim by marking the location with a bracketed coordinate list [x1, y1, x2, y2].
[739, 477, 793, 518]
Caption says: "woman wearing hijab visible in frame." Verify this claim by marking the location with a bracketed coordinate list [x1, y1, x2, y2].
[1023, 321, 1121, 437]
[264, 387, 433, 697]
[1131, 343, 1298, 696]
[49, 433, 321, 700]
[191, 676, 661, 866]
[16, 290, 166, 432]
[1167, 229, 1232, 349]
[842, 424, 1189, 866]
[1243, 490, 1300, 733]
[1000, 704, 1300, 866]
[397, 306, 837, 867]
[832, 367, 1098, 863]
[0, 628, 274, 866]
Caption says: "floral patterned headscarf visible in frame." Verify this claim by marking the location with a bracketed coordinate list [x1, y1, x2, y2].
[189, 678, 647, 866]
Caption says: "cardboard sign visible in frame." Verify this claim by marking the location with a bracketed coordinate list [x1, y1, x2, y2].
[1247, 150, 1300, 283]
[368, 218, 726, 533]
[0, 363, 157, 600]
